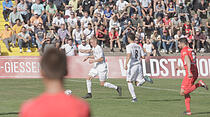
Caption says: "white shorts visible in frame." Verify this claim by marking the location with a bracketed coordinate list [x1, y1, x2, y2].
[126, 63, 144, 82]
[88, 68, 108, 81]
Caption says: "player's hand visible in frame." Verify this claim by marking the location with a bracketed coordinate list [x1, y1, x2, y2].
[188, 72, 193, 78]
[83, 57, 89, 62]
[124, 65, 128, 70]
[89, 59, 95, 64]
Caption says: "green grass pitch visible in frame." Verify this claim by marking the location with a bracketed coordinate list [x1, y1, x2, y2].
[0, 78, 209, 117]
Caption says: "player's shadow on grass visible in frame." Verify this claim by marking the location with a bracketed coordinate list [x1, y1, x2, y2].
[146, 99, 182, 102]
[192, 112, 210, 115]
[0, 112, 19, 115]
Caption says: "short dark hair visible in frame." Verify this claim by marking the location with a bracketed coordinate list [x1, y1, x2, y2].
[179, 38, 188, 45]
[15, 19, 20, 22]
[127, 33, 135, 41]
[41, 48, 67, 80]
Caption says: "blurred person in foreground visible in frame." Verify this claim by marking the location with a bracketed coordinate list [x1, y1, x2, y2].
[177, 38, 208, 116]
[19, 48, 90, 117]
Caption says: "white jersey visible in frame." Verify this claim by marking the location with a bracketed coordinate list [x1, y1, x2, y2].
[126, 43, 144, 66]
[92, 45, 107, 71]
[60, 44, 76, 56]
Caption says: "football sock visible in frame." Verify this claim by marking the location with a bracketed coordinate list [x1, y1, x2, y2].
[104, 82, 118, 89]
[185, 95, 191, 112]
[184, 83, 201, 94]
[86, 80, 92, 93]
[128, 83, 136, 99]
[136, 78, 146, 86]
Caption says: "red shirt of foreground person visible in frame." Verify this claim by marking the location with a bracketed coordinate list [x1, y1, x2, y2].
[19, 48, 90, 117]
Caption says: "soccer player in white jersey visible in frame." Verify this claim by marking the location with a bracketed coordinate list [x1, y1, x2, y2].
[82, 37, 122, 98]
[125, 33, 153, 102]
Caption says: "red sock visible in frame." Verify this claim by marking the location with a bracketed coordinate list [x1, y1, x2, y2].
[184, 83, 201, 94]
[185, 95, 191, 112]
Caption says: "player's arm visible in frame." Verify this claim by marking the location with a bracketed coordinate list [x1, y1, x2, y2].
[125, 53, 131, 70]
[184, 55, 193, 78]
[83, 55, 94, 62]
[90, 57, 104, 64]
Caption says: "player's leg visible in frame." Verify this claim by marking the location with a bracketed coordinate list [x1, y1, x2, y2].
[127, 65, 137, 102]
[83, 68, 97, 99]
[136, 64, 153, 86]
[180, 88, 192, 115]
[99, 71, 122, 96]
[183, 78, 208, 95]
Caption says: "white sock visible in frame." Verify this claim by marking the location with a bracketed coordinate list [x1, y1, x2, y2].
[86, 80, 92, 93]
[128, 83, 136, 99]
[136, 78, 146, 86]
[104, 82, 118, 89]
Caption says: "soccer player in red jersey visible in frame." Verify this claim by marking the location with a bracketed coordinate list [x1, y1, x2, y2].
[19, 48, 90, 117]
[178, 38, 208, 115]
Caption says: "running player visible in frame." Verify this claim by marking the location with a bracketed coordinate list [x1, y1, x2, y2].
[178, 38, 208, 115]
[82, 37, 122, 99]
[124, 33, 153, 102]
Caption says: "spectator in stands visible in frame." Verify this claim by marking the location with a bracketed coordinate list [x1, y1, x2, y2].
[154, 1, 165, 18]
[143, 15, 154, 37]
[31, 0, 46, 25]
[67, 12, 78, 34]
[143, 39, 156, 56]
[162, 30, 173, 53]
[82, 0, 95, 15]
[50, 0, 64, 13]
[151, 30, 161, 52]
[131, 12, 143, 29]
[42, 38, 55, 53]
[68, 0, 79, 12]
[116, 0, 129, 14]
[64, 5, 74, 18]
[9, 7, 24, 26]
[0, 24, 13, 52]
[52, 13, 65, 31]
[109, 27, 123, 52]
[109, 16, 121, 36]
[76, 5, 84, 19]
[176, 3, 189, 22]
[30, 12, 43, 27]
[166, 2, 176, 18]
[12, 19, 23, 46]
[128, 0, 139, 17]
[17, 0, 30, 23]
[197, 0, 208, 19]
[104, 6, 113, 24]
[46, 2, 58, 26]
[194, 28, 208, 52]
[191, 14, 202, 32]
[185, 30, 194, 49]
[35, 23, 46, 52]
[135, 27, 145, 42]
[171, 14, 182, 35]
[78, 39, 91, 56]
[140, 0, 153, 17]
[19, 48, 90, 117]
[83, 23, 94, 41]
[174, 30, 184, 52]
[17, 27, 31, 53]
[96, 24, 108, 47]
[105, 0, 116, 10]
[24, 20, 35, 47]
[2, 0, 13, 22]
[60, 39, 77, 56]
[72, 25, 84, 45]
[163, 14, 172, 36]
[154, 15, 163, 37]
[81, 11, 93, 29]
[94, 5, 104, 17]
[58, 24, 71, 43]
[206, 17, 210, 37]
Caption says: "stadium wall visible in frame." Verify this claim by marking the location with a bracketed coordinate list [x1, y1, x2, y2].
[0, 56, 209, 79]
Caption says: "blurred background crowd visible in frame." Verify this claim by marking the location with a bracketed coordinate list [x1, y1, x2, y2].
[0, 0, 209, 56]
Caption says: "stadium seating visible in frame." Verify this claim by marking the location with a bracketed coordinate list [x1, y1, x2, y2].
[0, 1, 39, 56]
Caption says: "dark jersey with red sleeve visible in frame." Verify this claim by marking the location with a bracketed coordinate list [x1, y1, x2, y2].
[181, 46, 198, 77]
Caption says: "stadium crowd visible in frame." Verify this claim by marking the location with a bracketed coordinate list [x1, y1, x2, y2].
[0, 0, 210, 56]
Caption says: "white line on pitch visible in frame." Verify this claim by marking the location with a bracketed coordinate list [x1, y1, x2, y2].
[67, 79, 210, 95]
